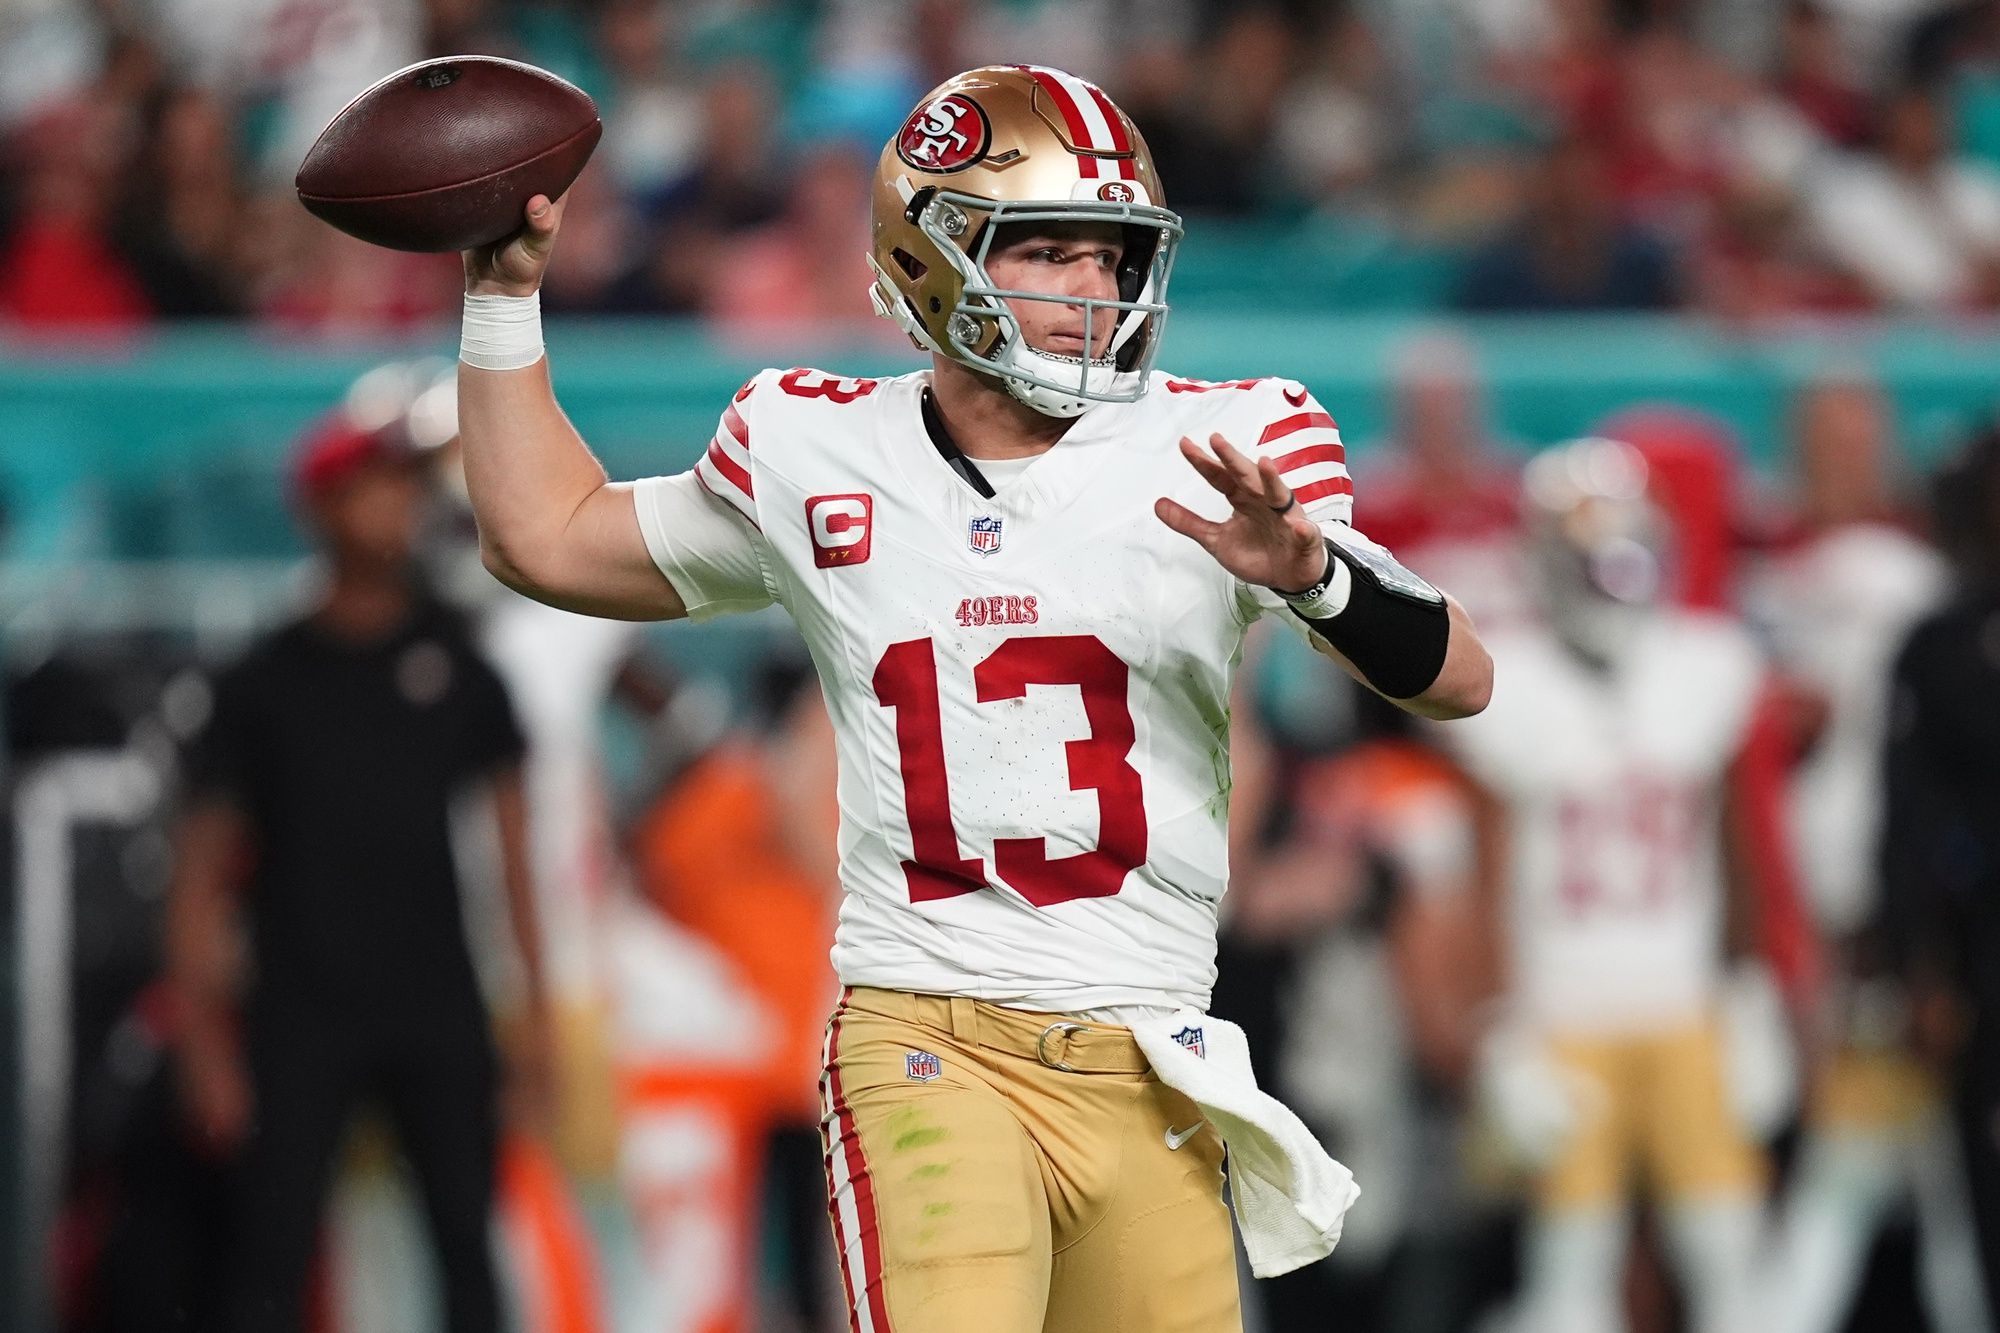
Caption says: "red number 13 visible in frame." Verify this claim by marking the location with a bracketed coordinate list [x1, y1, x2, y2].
[871, 635, 1149, 908]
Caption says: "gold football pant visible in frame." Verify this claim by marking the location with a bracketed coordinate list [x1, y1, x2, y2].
[1540, 1020, 1767, 1211]
[818, 986, 1242, 1333]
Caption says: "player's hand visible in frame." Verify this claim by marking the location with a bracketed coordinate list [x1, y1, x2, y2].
[1156, 434, 1329, 593]
[463, 192, 565, 297]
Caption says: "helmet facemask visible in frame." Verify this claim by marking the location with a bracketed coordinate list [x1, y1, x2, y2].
[871, 188, 1183, 418]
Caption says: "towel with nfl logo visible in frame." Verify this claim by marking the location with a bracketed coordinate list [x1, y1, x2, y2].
[1131, 1010, 1360, 1277]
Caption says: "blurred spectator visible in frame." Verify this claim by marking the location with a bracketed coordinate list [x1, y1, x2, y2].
[1689, 172, 1867, 319]
[1356, 333, 1527, 627]
[1777, 1, 1877, 149]
[1116, 9, 1289, 215]
[647, 62, 785, 235]
[1753, 374, 1983, 1333]
[27, 0, 2000, 324]
[1270, 11, 1401, 216]
[705, 141, 878, 334]
[0, 98, 151, 329]
[164, 408, 548, 1332]
[1809, 81, 2000, 310]
[112, 87, 248, 316]
[1442, 438, 1790, 1333]
[596, 62, 787, 316]
[1883, 420, 2000, 1318]
[1456, 133, 1679, 311]
[594, 0, 704, 200]
[258, 226, 461, 333]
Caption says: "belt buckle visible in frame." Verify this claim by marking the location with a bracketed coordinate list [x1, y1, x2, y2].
[1037, 1021, 1088, 1072]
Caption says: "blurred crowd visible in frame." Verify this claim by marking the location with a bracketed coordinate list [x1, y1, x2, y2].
[16, 0, 2000, 333]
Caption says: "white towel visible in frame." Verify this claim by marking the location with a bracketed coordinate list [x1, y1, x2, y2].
[1131, 1009, 1361, 1278]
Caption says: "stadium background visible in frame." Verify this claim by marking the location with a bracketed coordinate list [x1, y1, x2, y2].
[10, 0, 2000, 1329]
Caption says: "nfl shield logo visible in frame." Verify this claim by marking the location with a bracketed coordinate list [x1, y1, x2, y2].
[906, 1050, 942, 1082]
[1171, 1026, 1206, 1059]
[968, 514, 1003, 556]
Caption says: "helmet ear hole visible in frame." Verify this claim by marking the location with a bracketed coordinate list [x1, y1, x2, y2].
[891, 247, 929, 281]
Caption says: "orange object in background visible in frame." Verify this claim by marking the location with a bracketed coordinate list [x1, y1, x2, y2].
[634, 717, 840, 1124]
[498, 1134, 606, 1333]
[616, 1065, 771, 1333]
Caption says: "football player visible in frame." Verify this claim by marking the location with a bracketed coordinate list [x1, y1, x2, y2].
[1443, 438, 1786, 1333]
[1753, 376, 1984, 1333]
[454, 65, 1492, 1331]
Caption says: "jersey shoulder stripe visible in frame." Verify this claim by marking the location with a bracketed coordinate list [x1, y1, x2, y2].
[1258, 410, 1339, 445]
[693, 377, 762, 527]
[1229, 379, 1353, 523]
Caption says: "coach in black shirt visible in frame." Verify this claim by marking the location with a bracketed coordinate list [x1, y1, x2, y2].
[165, 410, 548, 1333]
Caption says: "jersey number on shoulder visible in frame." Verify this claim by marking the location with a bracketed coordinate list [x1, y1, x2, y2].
[778, 368, 880, 403]
[872, 635, 1147, 908]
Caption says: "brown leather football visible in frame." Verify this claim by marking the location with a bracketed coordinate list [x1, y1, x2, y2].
[296, 56, 601, 253]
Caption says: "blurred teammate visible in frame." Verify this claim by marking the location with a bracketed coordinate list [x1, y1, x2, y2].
[1443, 439, 1787, 1333]
[165, 406, 547, 1333]
[1754, 375, 1986, 1332]
[454, 64, 1492, 1331]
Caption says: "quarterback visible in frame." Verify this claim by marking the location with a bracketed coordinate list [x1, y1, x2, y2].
[456, 65, 1491, 1333]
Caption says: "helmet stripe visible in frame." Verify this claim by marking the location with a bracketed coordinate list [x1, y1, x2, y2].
[1018, 67, 1138, 180]
[1082, 83, 1132, 153]
[1022, 66, 1093, 144]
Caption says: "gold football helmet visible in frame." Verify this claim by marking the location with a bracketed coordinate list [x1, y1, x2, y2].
[1523, 437, 1667, 663]
[869, 65, 1183, 417]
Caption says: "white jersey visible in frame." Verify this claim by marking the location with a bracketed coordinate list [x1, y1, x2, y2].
[632, 367, 1354, 1013]
[1440, 613, 1763, 1035]
[1753, 523, 1946, 934]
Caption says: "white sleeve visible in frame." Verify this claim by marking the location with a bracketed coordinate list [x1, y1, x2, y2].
[630, 471, 775, 621]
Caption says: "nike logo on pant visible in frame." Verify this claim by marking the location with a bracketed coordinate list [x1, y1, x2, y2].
[1165, 1121, 1205, 1151]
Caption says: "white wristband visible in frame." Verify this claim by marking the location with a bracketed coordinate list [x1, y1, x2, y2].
[460, 291, 545, 371]
[1278, 550, 1353, 620]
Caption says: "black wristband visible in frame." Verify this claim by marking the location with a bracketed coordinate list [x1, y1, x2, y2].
[1291, 538, 1450, 699]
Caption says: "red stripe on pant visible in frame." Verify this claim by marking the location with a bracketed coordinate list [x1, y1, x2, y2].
[820, 1073, 862, 1330]
[825, 998, 893, 1332]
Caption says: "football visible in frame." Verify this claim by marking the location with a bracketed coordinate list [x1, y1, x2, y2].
[295, 56, 601, 253]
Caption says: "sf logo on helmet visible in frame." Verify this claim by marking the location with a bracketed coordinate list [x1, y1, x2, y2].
[1097, 181, 1136, 203]
[897, 94, 991, 173]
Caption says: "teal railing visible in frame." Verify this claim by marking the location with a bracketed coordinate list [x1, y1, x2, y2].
[5, 314, 2000, 562]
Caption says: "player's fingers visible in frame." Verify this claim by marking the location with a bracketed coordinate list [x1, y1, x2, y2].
[1210, 434, 1272, 501]
[517, 196, 562, 257]
[1258, 457, 1297, 511]
[533, 192, 570, 230]
[1155, 496, 1221, 547]
[1179, 437, 1240, 497]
